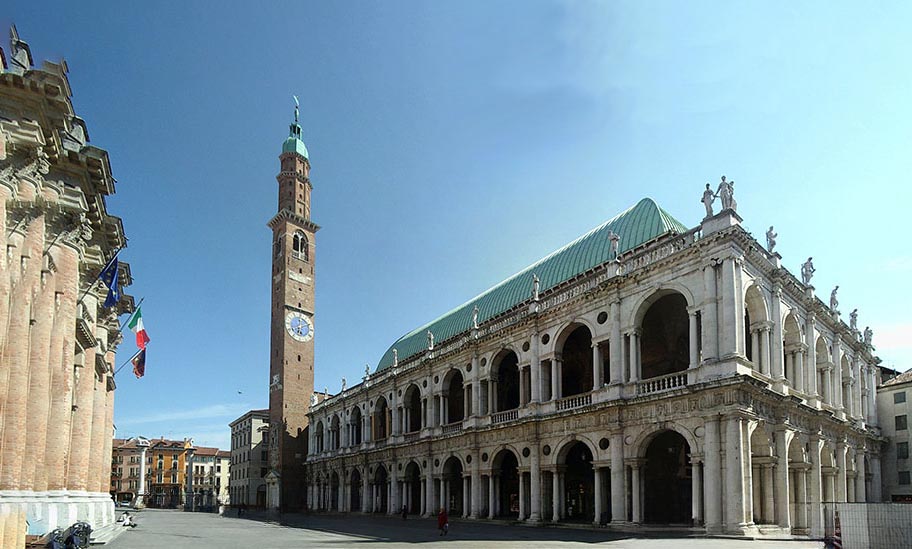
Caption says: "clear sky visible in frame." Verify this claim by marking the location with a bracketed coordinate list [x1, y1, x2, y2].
[7, 2, 912, 450]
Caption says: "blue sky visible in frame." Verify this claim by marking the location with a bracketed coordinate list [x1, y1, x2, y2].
[7, 2, 912, 450]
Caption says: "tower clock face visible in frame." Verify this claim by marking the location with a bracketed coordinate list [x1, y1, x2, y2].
[285, 311, 314, 342]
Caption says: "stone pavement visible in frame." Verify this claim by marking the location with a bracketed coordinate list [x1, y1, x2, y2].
[106, 509, 825, 548]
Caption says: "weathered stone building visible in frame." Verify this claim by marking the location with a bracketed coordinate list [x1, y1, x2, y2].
[306, 189, 884, 538]
[0, 26, 134, 546]
[230, 409, 270, 507]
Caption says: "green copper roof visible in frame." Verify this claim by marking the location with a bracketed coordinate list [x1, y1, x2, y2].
[375, 198, 688, 372]
[282, 135, 309, 158]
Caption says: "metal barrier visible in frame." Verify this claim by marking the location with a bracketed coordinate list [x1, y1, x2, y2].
[821, 503, 912, 549]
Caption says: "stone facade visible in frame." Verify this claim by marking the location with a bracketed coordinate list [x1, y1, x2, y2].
[306, 202, 884, 538]
[110, 437, 151, 506]
[0, 27, 134, 546]
[229, 409, 270, 507]
[877, 369, 912, 502]
[186, 447, 230, 509]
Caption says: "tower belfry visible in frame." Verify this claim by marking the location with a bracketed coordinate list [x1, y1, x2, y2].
[266, 97, 319, 510]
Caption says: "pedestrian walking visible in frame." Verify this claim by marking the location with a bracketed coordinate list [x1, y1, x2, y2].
[437, 507, 448, 536]
[401, 504, 408, 520]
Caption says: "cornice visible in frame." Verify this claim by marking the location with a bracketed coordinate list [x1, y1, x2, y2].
[267, 209, 320, 233]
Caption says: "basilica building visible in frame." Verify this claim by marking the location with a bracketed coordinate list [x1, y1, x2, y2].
[305, 180, 884, 538]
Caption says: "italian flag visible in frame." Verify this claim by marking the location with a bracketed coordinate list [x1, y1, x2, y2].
[127, 306, 151, 349]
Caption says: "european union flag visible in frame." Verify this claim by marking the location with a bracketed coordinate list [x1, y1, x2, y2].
[99, 256, 120, 308]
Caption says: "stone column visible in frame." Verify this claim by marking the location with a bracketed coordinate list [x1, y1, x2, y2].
[770, 285, 784, 383]
[619, 334, 628, 383]
[529, 447, 541, 522]
[628, 331, 640, 382]
[611, 432, 626, 523]
[463, 476, 469, 518]
[870, 455, 882, 501]
[852, 359, 863, 421]
[703, 416, 722, 532]
[609, 300, 622, 385]
[808, 436, 823, 537]
[833, 341, 844, 411]
[796, 349, 806, 394]
[775, 429, 791, 529]
[702, 264, 719, 360]
[551, 360, 559, 401]
[631, 463, 642, 523]
[551, 470, 559, 522]
[855, 450, 866, 502]
[719, 257, 741, 357]
[823, 365, 833, 407]
[868, 368, 878, 425]
[725, 416, 748, 531]
[362, 472, 370, 512]
[554, 356, 563, 399]
[489, 475, 496, 519]
[760, 326, 771, 376]
[530, 334, 541, 402]
[419, 477, 426, 515]
[836, 442, 847, 502]
[751, 329, 760, 368]
[138, 447, 148, 505]
[593, 467, 602, 525]
[762, 464, 774, 523]
[518, 472, 526, 520]
[67, 293, 99, 492]
[688, 311, 699, 368]
[691, 457, 703, 525]
[471, 455, 481, 518]
[472, 355, 482, 415]
[805, 313, 819, 405]
[592, 342, 602, 390]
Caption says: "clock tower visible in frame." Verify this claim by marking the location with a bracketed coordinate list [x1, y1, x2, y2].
[266, 99, 318, 510]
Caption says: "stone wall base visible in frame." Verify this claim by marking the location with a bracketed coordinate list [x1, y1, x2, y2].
[0, 490, 114, 539]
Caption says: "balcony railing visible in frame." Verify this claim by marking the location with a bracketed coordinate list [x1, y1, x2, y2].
[442, 422, 462, 435]
[637, 371, 687, 396]
[491, 409, 518, 424]
[556, 393, 592, 411]
[403, 432, 420, 442]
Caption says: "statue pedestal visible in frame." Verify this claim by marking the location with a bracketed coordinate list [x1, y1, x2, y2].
[701, 209, 742, 237]
[805, 286, 815, 299]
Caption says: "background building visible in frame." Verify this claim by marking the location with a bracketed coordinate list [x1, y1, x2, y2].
[306, 196, 883, 539]
[146, 438, 192, 509]
[230, 409, 270, 507]
[878, 369, 912, 502]
[187, 447, 230, 510]
[110, 437, 151, 506]
[0, 27, 134, 546]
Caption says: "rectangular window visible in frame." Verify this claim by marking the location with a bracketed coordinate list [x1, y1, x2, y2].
[897, 415, 908, 431]
[899, 442, 910, 460]
[899, 471, 911, 485]
[897, 391, 907, 404]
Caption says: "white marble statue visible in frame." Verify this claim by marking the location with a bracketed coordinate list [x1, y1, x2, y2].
[801, 257, 815, 285]
[715, 176, 736, 211]
[392, 348, 398, 366]
[608, 230, 620, 259]
[364, 364, 370, 378]
[701, 183, 715, 217]
[427, 330, 435, 351]
[850, 309, 858, 331]
[532, 274, 540, 301]
[766, 226, 777, 253]
[830, 286, 839, 312]
[310, 393, 318, 407]
[341, 377, 347, 391]
[863, 326, 873, 346]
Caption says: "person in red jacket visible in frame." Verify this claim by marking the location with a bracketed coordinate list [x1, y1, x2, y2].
[437, 507, 449, 536]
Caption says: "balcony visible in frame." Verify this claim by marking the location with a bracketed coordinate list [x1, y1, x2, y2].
[556, 393, 592, 411]
[442, 422, 462, 435]
[637, 371, 687, 396]
[491, 409, 518, 424]
[403, 431, 420, 443]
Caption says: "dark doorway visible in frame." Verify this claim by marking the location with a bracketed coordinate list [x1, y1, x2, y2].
[496, 352, 520, 412]
[495, 451, 519, 518]
[373, 465, 389, 513]
[563, 442, 595, 522]
[405, 462, 421, 515]
[644, 430, 691, 524]
[446, 371, 465, 423]
[443, 457, 464, 515]
[561, 326, 594, 397]
[350, 469, 362, 511]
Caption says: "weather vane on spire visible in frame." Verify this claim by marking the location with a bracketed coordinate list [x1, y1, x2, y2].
[293, 95, 300, 124]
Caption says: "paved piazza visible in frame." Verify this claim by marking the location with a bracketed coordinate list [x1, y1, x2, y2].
[107, 509, 824, 548]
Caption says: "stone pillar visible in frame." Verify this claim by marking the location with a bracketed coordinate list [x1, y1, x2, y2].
[795, 349, 805, 394]
[855, 450, 866, 502]
[808, 436, 823, 537]
[836, 442, 847, 502]
[471, 455, 481, 518]
[870, 455, 882, 501]
[551, 360, 559, 401]
[703, 416, 722, 532]
[591, 343, 602, 390]
[620, 333, 628, 383]
[138, 447, 148, 505]
[593, 467, 602, 525]
[609, 300, 622, 384]
[691, 457, 703, 525]
[426, 474, 435, 516]
[362, 472, 370, 513]
[751, 329, 760, 368]
[719, 257, 741, 357]
[530, 333, 541, 402]
[725, 416, 747, 531]
[67, 293, 99, 492]
[628, 331, 640, 382]
[760, 326, 771, 376]
[805, 313, 819, 405]
[762, 465, 774, 523]
[631, 463, 642, 523]
[770, 285, 784, 383]
[518, 472, 526, 520]
[852, 359, 863, 422]
[775, 429, 791, 529]
[551, 470, 559, 522]
[529, 448, 541, 522]
[702, 264, 719, 360]
[463, 476, 469, 518]
[489, 475, 496, 519]
[833, 341, 844, 412]
[868, 368, 878, 425]
[688, 311, 699, 368]
[419, 477, 426, 515]
[611, 432, 626, 523]
[554, 357, 563, 399]
[472, 355, 482, 415]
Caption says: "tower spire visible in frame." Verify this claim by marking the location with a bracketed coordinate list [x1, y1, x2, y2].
[282, 94, 308, 158]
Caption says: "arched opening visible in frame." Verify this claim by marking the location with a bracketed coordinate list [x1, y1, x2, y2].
[404, 385, 422, 432]
[350, 469, 362, 511]
[559, 325, 593, 397]
[350, 407, 363, 446]
[315, 421, 325, 453]
[293, 231, 309, 261]
[841, 356, 852, 416]
[442, 457, 464, 516]
[330, 415, 340, 450]
[494, 351, 520, 412]
[493, 450, 519, 518]
[783, 313, 802, 390]
[640, 294, 689, 379]
[373, 397, 389, 440]
[750, 427, 775, 525]
[816, 336, 830, 403]
[788, 436, 809, 531]
[330, 471, 340, 511]
[373, 465, 389, 513]
[404, 462, 422, 515]
[744, 285, 768, 368]
[561, 441, 594, 522]
[643, 430, 691, 524]
[444, 370, 465, 424]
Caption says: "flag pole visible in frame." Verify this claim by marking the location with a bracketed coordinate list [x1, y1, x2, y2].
[76, 248, 121, 308]
[115, 297, 145, 336]
[114, 348, 143, 377]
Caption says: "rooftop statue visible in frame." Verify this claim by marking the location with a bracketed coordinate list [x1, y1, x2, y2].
[715, 176, 737, 212]
[701, 183, 715, 218]
[364, 364, 370, 378]
[427, 330, 435, 351]
[801, 257, 815, 285]
[850, 309, 858, 331]
[863, 326, 873, 346]
[341, 377, 346, 392]
[608, 230, 620, 259]
[532, 273, 540, 301]
[472, 305, 479, 329]
[830, 286, 839, 312]
[310, 393, 318, 407]
[392, 348, 398, 367]
[766, 226, 777, 253]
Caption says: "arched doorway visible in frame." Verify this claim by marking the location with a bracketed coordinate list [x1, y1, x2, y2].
[493, 450, 519, 518]
[640, 294, 689, 379]
[330, 471, 340, 510]
[404, 385, 422, 432]
[442, 457, 464, 515]
[562, 441, 594, 522]
[494, 351, 520, 412]
[559, 325, 593, 397]
[644, 430, 691, 524]
[350, 469, 362, 511]
[373, 465, 389, 513]
[404, 462, 421, 515]
[444, 370, 465, 424]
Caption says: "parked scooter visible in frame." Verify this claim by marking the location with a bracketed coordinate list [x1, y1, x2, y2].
[63, 521, 91, 549]
[42, 527, 65, 549]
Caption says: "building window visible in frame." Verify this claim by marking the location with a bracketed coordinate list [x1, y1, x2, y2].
[292, 232, 309, 261]
[897, 415, 908, 431]
[899, 471, 911, 485]
[899, 442, 910, 460]
[896, 391, 907, 404]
